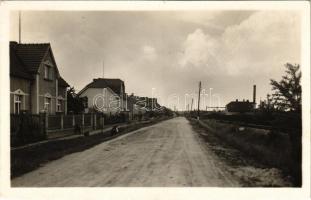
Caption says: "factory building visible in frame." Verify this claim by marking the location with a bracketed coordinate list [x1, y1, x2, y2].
[226, 85, 256, 113]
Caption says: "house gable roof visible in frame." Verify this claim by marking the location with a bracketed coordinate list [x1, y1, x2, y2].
[13, 42, 50, 73]
[10, 43, 33, 80]
[10, 41, 69, 87]
[59, 76, 70, 87]
[78, 78, 125, 96]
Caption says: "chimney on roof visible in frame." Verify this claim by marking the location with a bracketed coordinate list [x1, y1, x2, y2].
[253, 85, 256, 104]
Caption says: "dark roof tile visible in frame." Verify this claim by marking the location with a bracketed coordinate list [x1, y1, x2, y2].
[10, 42, 33, 80]
[10, 41, 70, 87]
[79, 78, 125, 96]
[14, 43, 50, 73]
[59, 76, 70, 87]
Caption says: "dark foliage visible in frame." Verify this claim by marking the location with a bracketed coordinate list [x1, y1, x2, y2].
[269, 63, 302, 186]
[270, 63, 301, 112]
[67, 87, 86, 114]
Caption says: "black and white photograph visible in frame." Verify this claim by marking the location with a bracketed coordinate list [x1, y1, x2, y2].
[0, 1, 310, 200]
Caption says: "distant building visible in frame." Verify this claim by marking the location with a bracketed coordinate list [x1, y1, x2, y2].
[226, 85, 257, 113]
[128, 95, 160, 110]
[10, 41, 69, 115]
[127, 94, 161, 119]
[127, 95, 146, 118]
[78, 78, 126, 114]
[226, 99, 255, 113]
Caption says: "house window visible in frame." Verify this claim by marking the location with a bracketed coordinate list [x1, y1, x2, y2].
[57, 99, 62, 112]
[44, 65, 53, 80]
[44, 97, 52, 113]
[14, 95, 22, 114]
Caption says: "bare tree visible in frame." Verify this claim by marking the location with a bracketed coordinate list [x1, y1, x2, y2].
[270, 63, 301, 112]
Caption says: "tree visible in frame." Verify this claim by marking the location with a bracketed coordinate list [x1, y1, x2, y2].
[270, 63, 302, 186]
[258, 94, 274, 112]
[270, 63, 301, 112]
[67, 87, 85, 114]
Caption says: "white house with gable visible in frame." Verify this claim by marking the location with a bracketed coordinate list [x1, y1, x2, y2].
[78, 78, 127, 115]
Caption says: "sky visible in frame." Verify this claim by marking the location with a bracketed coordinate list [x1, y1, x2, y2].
[10, 11, 301, 110]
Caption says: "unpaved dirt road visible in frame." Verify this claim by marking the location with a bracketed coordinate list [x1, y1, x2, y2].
[12, 117, 241, 187]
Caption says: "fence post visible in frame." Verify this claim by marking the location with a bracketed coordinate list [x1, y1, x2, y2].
[40, 113, 47, 139]
[61, 114, 64, 130]
[102, 115, 105, 130]
[91, 113, 93, 129]
[82, 113, 85, 134]
[94, 114, 97, 130]
[72, 114, 75, 127]
[45, 113, 49, 130]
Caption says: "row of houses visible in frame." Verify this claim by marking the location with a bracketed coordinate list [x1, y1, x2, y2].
[10, 41, 161, 117]
[77, 78, 161, 116]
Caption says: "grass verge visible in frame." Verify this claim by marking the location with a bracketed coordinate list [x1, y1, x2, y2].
[189, 118, 297, 186]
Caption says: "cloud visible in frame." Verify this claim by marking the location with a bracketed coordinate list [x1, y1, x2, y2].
[179, 29, 219, 72]
[178, 11, 300, 76]
[221, 11, 300, 75]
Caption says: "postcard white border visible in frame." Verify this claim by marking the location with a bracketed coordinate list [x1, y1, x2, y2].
[0, 1, 310, 200]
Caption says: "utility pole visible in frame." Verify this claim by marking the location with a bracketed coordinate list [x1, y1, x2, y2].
[19, 11, 21, 44]
[209, 88, 213, 109]
[102, 60, 105, 78]
[197, 81, 201, 120]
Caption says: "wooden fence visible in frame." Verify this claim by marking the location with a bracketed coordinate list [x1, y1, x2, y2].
[45, 113, 100, 132]
[11, 114, 46, 146]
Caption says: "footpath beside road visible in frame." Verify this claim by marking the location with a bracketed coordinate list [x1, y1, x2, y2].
[12, 120, 151, 151]
[11, 117, 170, 178]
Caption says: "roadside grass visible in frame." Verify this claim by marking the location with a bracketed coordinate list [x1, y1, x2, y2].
[188, 118, 294, 187]
[207, 119, 291, 169]
[11, 117, 171, 179]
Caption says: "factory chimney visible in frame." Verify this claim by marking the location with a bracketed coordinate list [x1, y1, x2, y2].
[253, 85, 256, 104]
